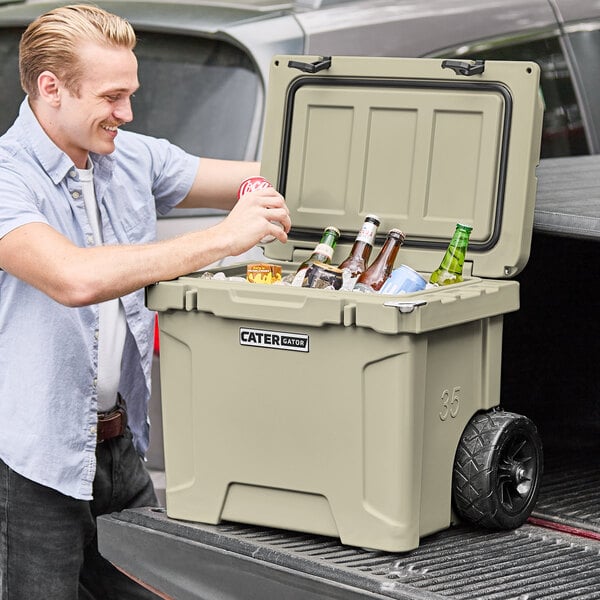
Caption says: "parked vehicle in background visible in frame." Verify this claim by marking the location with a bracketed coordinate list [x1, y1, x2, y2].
[1, 0, 600, 472]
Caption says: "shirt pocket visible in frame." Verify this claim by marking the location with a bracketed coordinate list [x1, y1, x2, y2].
[105, 188, 157, 245]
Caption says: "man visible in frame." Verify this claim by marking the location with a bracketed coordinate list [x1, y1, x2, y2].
[0, 4, 290, 599]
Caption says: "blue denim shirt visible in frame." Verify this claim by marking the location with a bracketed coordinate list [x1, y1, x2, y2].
[0, 99, 199, 500]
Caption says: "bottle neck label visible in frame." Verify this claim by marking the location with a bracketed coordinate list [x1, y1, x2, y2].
[356, 221, 378, 245]
[313, 243, 334, 260]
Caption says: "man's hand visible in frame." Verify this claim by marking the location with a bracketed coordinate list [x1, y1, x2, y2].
[214, 185, 291, 255]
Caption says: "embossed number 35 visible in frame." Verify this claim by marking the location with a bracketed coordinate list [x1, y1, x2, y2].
[439, 386, 460, 421]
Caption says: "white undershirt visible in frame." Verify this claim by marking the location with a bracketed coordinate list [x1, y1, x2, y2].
[77, 164, 127, 412]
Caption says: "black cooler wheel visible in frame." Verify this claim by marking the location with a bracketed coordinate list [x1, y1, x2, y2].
[452, 410, 543, 529]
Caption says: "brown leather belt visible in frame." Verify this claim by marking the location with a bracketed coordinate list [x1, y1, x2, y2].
[97, 395, 128, 444]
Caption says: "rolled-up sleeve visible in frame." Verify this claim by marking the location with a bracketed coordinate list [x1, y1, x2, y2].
[0, 161, 49, 240]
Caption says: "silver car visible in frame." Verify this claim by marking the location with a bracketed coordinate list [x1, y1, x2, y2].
[1, 0, 600, 477]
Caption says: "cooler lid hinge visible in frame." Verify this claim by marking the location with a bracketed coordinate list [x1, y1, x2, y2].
[441, 59, 485, 76]
[288, 56, 332, 74]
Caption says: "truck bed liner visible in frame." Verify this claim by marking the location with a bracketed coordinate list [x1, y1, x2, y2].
[532, 451, 600, 537]
[98, 507, 600, 600]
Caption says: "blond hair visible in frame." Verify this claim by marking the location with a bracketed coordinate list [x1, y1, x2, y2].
[19, 4, 137, 98]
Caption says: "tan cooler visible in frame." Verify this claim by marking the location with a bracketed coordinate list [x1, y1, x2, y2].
[147, 56, 544, 552]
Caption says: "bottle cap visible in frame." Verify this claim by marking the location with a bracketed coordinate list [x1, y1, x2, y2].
[365, 214, 381, 226]
[388, 228, 406, 242]
[324, 226, 341, 236]
[457, 222, 473, 232]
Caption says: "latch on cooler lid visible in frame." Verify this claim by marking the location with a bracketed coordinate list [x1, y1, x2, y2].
[383, 300, 427, 314]
[288, 56, 332, 73]
[441, 59, 485, 76]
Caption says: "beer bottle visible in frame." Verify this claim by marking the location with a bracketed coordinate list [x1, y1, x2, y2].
[354, 228, 405, 293]
[294, 226, 341, 280]
[337, 214, 381, 278]
[429, 222, 473, 286]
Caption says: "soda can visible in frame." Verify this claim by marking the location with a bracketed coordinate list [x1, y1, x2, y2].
[237, 176, 280, 244]
[302, 261, 344, 290]
[238, 176, 273, 198]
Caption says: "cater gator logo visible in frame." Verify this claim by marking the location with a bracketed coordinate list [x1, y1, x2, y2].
[239, 327, 309, 352]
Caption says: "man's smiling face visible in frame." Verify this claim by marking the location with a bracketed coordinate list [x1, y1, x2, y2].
[52, 42, 139, 168]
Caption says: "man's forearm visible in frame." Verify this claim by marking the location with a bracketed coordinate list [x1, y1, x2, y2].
[178, 158, 262, 210]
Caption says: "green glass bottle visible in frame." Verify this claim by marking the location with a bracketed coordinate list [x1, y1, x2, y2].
[294, 226, 341, 279]
[429, 223, 473, 286]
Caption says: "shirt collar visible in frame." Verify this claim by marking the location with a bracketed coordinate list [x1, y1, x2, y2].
[18, 97, 114, 185]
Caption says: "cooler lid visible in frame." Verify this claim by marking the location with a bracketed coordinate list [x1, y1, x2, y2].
[259, 56, 544, 278]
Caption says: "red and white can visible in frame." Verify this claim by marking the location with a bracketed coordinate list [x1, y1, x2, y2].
[237, 176, 281, 243]
[237, 176, 273, 199]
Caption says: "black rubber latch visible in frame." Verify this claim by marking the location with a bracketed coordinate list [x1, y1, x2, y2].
[288, 56, 332, 73]
[441, 59, 485, 76]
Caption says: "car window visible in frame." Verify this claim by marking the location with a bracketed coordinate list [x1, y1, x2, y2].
[563, 24, 600, 154]
[127, 31, 262, 160]
[0, 27, 23, 135]
[440, 35, 589, 159]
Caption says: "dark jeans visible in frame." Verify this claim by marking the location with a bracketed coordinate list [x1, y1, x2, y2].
[0, 430, 161, 600]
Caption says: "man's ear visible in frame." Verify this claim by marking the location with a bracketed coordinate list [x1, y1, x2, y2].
[37, 71, 61, 106]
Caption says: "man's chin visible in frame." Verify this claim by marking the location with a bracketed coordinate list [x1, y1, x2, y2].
[91, 141, 117, 156]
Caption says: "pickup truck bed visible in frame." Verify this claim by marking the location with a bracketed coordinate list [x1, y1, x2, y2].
[98, 156, 600, 599]
[98, 502, 600, 600]
[98, 425, 600, 600]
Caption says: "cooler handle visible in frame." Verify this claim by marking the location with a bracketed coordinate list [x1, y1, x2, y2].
[288, 56, 332, 73]
[441, 59, 485, 76]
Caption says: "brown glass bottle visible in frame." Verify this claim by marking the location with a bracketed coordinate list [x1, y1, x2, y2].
[337, 214, 381, 278]
[353, 228, 405, 293]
